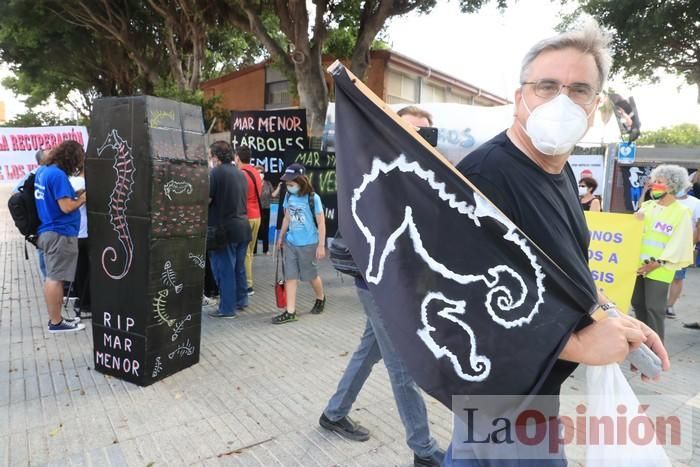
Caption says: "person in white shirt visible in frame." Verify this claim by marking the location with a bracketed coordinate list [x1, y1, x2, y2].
[666, 180, 700, 320]
[69, 173, 91, 319]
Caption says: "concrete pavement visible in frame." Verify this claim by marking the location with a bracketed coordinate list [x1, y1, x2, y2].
[1, 185, 699, 466]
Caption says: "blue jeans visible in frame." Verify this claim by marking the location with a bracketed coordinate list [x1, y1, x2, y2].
[323, 287, 439, 458]
[208, 241, 248, 315]
[442, 444, 567, 466]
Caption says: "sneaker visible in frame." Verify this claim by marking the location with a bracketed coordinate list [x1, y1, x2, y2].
[202, 295, 218, 307]
[665, 307, 677, 319]
[48, 316, 81, 326]
[414, 449, 445, 467]
[310, 297, 326, 314]
[247, 287, 255, 296]
[48, 320, 86, 333]
[319, 413, 370, 442]
[208, 311, 237, 319]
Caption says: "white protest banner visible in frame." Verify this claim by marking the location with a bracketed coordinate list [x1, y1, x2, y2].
[0, 126, 88, 184]
[323, 102, 513, 165]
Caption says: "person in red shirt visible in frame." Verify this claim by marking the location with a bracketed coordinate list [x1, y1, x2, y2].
[235, 146, 262, 295]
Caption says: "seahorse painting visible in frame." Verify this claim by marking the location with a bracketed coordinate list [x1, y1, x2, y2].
[161, 260, 183, 294]
[163, 180, 193, 201]
[97, 129, 135, 280]
[152, 289, 174, 327]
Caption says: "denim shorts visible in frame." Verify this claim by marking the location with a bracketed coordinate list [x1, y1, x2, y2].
[674, 267, 687, 281]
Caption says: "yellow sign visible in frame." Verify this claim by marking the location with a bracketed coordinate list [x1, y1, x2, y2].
[584, 211, 644, 313]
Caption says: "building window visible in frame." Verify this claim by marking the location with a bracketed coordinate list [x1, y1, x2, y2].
[265, 81, 291, 109]
[386, 71, 417, 104]
[421, 83, 446, 103]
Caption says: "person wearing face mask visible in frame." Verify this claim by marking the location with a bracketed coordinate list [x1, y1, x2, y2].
[273, 163, 326, 324]
[446, 21, 670, 466]
[578, 176, 601, 211]
[632, 165, 694, 339]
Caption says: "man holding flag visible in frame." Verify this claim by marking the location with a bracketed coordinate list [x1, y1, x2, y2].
[329, 18, 669, 466]
[449, 21, 669, 465]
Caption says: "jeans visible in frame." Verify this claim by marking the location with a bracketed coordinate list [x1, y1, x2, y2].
[323, 287, 438, 458]
[442, 443, 567, 467]
[208, 241, 248, 315]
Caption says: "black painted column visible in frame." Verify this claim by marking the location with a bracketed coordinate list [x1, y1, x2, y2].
[86, 96, 208, 385]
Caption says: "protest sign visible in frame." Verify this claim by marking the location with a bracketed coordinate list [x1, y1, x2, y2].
[230, 109, 308, 184]
[0, 126, 88, 183]
[283, 149, 337, 235]
[585, 211, 643, 313]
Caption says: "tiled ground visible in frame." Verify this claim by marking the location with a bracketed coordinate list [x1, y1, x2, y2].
[1, 185, 698, 466]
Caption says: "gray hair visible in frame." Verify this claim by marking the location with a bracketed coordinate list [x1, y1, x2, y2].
[649, 164, 691, 194]
[35, 149, 47, 165]
[520, 19, 612, 90]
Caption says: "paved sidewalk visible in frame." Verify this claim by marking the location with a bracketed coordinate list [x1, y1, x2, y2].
[1, 185, 699, 466]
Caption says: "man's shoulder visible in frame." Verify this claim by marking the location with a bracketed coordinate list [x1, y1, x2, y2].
[457, 132, 514, 178]
[39, 165, 66, 183]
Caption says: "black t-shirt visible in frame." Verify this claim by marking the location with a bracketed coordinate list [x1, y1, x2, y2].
[457, 131, 595, 396]
[209, 163, 251, 244]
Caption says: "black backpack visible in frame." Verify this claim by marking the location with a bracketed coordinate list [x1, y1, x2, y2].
[329, 230, 363, 278]
[8, 172, 40, 250]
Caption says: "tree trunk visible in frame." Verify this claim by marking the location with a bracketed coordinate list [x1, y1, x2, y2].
[294, 49, 329, 137]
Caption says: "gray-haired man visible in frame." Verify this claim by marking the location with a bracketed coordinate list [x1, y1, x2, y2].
[444, 21, 670, 466]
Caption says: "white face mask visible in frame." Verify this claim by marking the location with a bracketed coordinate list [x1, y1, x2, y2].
[521, 94, 592, 156]
[578, 186, 589, 196]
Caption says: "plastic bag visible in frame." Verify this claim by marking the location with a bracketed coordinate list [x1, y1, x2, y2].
[585, 364, 671, 466]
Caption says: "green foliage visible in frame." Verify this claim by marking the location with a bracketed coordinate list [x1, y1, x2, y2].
[566, 0, 700, 102]
[0, 109, 80, 127]
[637, 124, 700, 146]
[153, 80, 229, 131]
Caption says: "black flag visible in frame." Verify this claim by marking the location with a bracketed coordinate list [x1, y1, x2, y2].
[330, 63, 598, 408]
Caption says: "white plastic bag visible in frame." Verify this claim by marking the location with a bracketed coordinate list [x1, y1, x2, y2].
[585, 364, 671, 466]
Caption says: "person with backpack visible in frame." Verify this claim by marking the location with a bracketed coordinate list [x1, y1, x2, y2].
[272, 163, 326, 324]
[235, 146, 262, 296]
[34, 141, 87, 333]
[10, 149, 49, 279]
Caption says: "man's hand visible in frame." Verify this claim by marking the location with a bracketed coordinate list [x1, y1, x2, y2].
[316, 244, 326, 260]
[619, 313, 671, 381]
[560, 318, 646, 365]
[276, 239, 283, 251]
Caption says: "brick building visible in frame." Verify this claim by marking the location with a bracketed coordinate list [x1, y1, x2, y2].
[201, 50, 508, 118]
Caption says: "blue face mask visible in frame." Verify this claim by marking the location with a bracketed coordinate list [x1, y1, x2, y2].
[287, 184, 300, 194]
[676, 189, 687, 197]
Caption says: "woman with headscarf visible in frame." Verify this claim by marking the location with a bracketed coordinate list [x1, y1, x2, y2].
[632, 164, 694, 341]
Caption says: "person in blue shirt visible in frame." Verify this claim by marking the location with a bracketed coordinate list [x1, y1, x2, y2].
[273, 163, 326, 324]
[35, 141, 87, 333]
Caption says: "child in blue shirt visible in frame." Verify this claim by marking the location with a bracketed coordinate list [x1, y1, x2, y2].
[273, 163, 326, 324]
